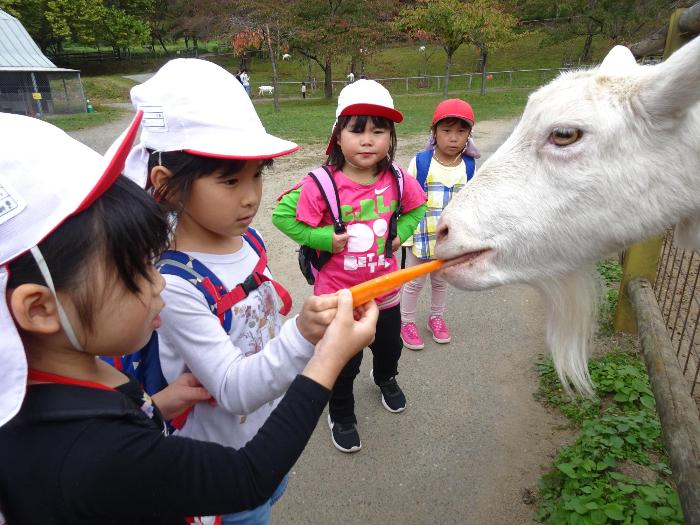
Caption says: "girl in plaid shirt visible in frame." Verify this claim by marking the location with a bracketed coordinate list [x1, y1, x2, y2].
[400, 99, 479, 351]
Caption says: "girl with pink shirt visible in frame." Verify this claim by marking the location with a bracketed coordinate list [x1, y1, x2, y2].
[273, 80, 427, 453]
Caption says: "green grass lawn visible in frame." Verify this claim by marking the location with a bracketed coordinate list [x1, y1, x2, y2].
[46, 105, 128, 131]
[255, 89, 528, 145]
[68, 29, 613, 134]
[81, 76, 138, 105]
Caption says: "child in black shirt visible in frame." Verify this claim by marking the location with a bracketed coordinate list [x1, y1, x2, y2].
[0, 112, 377, 525]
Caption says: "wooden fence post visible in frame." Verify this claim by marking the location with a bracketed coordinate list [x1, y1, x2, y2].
[627, 278, 700, 525]
[614, 236, 664, 333]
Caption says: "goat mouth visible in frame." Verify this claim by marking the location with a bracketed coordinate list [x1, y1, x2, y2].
[441, 249, 492, 269]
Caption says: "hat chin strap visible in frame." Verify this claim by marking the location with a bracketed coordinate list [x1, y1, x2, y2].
[29, 246, 85, 352]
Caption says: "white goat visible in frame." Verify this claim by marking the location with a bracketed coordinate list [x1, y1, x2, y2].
[258, 85, 274, 96]
[436, 36, 700, 394]
[419, 45, 426, 53]
[282, 53, 291, 60]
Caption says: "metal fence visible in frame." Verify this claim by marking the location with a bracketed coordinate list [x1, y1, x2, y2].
[653, 228, 700, 410]
[0, 70, 86, 116]
[250, 67, 571, 99]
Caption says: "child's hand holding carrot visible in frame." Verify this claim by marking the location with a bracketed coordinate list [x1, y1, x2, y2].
[301, 290, 378, 389]
[296, 294, 341, 344]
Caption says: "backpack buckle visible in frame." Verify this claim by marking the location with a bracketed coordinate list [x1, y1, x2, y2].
[241, 274, 260, 296]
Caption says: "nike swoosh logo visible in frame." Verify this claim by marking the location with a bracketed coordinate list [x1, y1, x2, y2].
[375, 185, 390, 195]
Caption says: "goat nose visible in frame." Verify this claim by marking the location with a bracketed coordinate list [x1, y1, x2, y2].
[436, 222, 449, 243]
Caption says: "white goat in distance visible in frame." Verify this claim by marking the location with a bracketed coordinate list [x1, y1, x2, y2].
[258, 85, 274, 96]
[282, 53, 291, 60]
[436, 36, 700, 394]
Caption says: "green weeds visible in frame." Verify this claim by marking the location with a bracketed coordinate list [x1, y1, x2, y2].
[597, 258, 623, 336]
[534, 353, 681, 524]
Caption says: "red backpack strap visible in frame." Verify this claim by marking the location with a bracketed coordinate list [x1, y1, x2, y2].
[276, 180, 304, 201]
[216, 230, 293, 316]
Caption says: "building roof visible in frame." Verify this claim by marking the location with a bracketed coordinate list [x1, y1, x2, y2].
[0, 9, 76, 72]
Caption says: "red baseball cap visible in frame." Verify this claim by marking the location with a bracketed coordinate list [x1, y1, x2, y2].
[432, 99, 475, 127]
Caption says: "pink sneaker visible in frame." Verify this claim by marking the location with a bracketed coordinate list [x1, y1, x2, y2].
[400, 322, 424, 350]
[427, 316, 451, 344]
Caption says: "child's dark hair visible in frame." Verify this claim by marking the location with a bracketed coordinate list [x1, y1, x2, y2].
[326, 115, 397, 174]
[7, 176, 169, 330]
[148, 151, 273, 212]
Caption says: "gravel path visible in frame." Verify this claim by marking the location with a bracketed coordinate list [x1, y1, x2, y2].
[68, 116, 572, 525]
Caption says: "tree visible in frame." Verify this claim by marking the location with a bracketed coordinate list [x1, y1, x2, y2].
[96, 3, 152, 56]
[286, 0, 397, 98]
[220, 1, 288, 111]
[0, 0, 104, 53]
[147, 0, 187, 55]
[466, 1, 520, 95]
[415, 30, 440, 77]
[396, 0, 478, 98]
[509, 0, 683, 63]
[0, 0, 154, 54]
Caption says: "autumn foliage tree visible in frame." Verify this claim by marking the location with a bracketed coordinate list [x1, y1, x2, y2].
[286, 0, 397, 98]
[396, 0, 519, 97]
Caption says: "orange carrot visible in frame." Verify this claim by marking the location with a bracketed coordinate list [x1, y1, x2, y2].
[349, 259, 445, 307]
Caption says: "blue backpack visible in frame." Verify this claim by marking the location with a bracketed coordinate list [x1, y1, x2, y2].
[414, 149, 475, 191]
[102, 228, 291, 421]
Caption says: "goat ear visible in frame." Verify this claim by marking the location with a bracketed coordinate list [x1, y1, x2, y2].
[639, 35, 700, 120]
[599, 45, 638, 75]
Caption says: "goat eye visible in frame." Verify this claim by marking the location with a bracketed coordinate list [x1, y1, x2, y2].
[550, 127, 582, 146]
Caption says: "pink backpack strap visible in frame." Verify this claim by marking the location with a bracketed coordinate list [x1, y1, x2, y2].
[391, 162, 404, 199]
[307, 166, 346, 233]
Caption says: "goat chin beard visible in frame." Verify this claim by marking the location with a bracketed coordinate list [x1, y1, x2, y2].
[533, 268, 599, 396]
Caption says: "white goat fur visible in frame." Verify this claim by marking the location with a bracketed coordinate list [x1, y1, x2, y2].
[436, 36, 700, 394]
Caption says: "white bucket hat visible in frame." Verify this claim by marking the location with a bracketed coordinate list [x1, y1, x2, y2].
[325, 79, 404, 155]
[123, 58, 299, 187]
[0, 111, 143, 428]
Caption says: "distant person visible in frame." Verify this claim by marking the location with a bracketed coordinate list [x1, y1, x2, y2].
[346, 71, 355, 83]
[400, 99, 480, 350]
[240, 69, 250, 96]
[273, 80, 427, 454]
[301, 81, 307, 99]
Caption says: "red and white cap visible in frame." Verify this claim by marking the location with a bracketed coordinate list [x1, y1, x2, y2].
[0, 111, 143, 428]
[123, 58, 299, 187]
[431, 98, 475, 127]
[325, 79, 403, 155]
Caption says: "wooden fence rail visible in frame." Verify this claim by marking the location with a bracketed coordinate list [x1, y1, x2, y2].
[628, 278, 700, 525]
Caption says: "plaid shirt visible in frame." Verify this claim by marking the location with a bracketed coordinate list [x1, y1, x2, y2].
[411, 180, 465, 259]
[406, 156, 468, 260]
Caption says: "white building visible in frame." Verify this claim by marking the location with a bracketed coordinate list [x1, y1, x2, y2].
[0, 9, 85, 115]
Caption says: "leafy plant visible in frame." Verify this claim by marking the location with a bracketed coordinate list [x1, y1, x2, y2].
[534, 352, 681, 524]
[597, 259, 623, 286]
[597, 258, 623, 335]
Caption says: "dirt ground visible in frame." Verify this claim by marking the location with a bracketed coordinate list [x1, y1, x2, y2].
[70, 115, 574, 525]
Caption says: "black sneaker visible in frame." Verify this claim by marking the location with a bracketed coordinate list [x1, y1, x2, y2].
[327, 414, 361, 453]
[370, 369, 406, 413]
